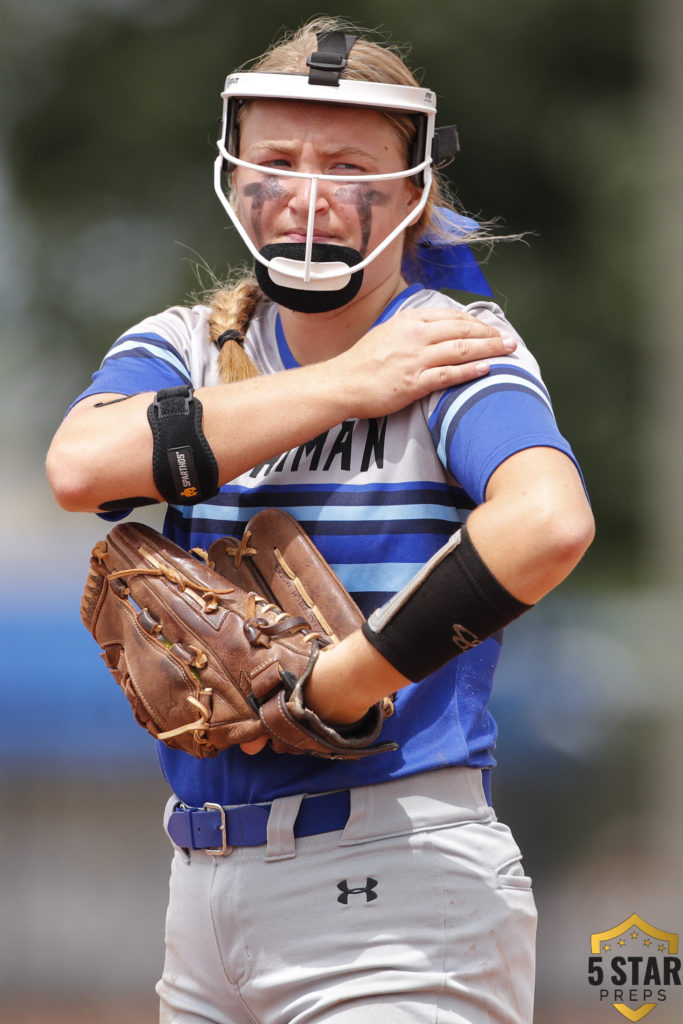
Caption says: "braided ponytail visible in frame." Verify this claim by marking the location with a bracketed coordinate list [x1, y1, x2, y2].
[208, 273, 265, 383]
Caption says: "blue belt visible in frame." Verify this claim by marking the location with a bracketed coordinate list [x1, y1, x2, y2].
[167, 788, 351, 856]
[168, 769, 492, 856]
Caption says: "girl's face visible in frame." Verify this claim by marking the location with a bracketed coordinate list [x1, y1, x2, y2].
[233, 99, 421, 299]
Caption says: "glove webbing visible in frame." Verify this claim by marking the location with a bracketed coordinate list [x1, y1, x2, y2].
[273, 546, 339, 643]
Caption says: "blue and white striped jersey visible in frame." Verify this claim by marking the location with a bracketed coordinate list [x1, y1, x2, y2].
[74, 284, 580, 806]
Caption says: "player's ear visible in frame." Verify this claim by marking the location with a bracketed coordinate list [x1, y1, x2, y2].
[404, 182, 423, 225]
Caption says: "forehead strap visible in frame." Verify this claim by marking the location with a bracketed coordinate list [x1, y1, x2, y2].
[306, 30, 358, 87]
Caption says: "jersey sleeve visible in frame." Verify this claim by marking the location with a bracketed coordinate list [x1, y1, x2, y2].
[428, 359, 585, 505]
[70, 330, 192, 409]
[66, 311, 201, 522]
[67, 304, 219, 411]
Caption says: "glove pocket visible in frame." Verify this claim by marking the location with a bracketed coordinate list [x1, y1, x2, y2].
[107, 601, 206, 741]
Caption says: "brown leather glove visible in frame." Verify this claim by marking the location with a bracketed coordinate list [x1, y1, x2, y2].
[80, 511, 396, 760]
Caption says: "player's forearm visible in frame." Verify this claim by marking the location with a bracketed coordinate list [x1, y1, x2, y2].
[46, 364, 354, 512]
[198, 365, 352, 478]
[306, 630, 413, 726]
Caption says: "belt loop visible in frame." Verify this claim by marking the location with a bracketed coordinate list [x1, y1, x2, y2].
[265, 793, 304, 862]
[340, 784, 373, 844]
[481, 768, 492, 806]
[163, 794, 191, 862]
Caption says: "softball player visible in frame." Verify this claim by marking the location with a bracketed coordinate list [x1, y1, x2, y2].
[47, 17, 594, 1024]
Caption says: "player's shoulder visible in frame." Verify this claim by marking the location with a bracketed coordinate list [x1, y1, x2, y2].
[401, 287, 517, 335]
[118, 303, 212, 344]
[405, 288, 544, 397]
[108, 303, 219, 387]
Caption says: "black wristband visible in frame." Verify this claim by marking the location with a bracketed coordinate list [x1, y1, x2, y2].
[362, 525, 531, 682]
[147, 385, 219, 505]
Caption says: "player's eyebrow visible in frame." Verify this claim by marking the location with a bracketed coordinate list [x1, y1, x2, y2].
[247, 140, 378, 162]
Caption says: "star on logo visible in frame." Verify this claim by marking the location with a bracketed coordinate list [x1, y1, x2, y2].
[590, 914, 680, 1022]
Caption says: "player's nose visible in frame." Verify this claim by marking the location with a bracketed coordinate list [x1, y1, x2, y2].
[287, 174, 331, 217]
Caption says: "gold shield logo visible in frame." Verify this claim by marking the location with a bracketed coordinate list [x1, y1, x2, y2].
[588, 913, 680, 1021]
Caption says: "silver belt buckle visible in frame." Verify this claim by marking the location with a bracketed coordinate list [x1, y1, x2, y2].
[203, 802, 231, 856]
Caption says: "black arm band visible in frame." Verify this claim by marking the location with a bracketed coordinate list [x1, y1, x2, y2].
[147, 385, 219, 505]
[361, 525, 532, 682]
[98, 496, 160, 513]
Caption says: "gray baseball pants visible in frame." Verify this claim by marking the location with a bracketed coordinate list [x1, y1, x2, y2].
[157, 767, 537, 1024]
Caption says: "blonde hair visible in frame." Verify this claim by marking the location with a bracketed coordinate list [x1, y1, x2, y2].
[209, 16, 479, 383]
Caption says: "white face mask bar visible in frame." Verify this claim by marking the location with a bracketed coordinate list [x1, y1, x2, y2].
[212, 150, 434, 292]
[214, 73, 439, 294]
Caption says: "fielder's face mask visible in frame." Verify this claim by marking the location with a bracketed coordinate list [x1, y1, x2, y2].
[214, 30, 460, 313]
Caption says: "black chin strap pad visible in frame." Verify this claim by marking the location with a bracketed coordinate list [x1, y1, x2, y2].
[306, 30, 358, 86]
[255, 243, 364, 314]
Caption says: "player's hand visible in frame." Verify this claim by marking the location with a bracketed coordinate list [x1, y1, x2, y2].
[240, 736, 269, 755]
[333, 306, 516, 420]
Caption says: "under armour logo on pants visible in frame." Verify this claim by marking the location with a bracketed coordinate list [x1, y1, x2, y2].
[337, 878, 378, 904]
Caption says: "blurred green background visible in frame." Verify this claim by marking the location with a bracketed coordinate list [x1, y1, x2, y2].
[1, 1, 681, 1021]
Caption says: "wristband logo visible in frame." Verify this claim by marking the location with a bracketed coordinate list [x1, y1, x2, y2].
[168, 446, 200, 502]
[451, 623, 480, 651]
[587, 913, 680, 1021]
